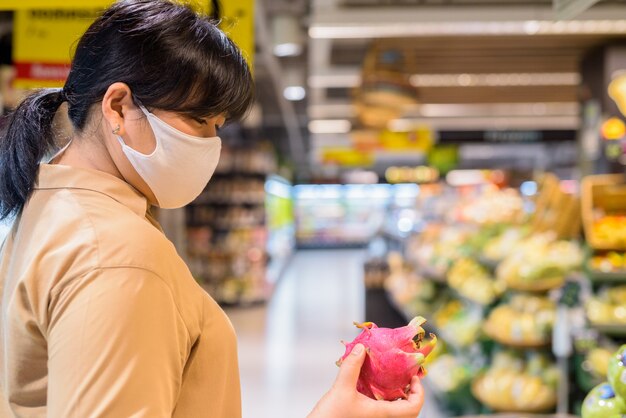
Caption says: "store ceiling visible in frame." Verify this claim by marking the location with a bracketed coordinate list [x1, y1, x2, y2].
[258, 0, 626, 175]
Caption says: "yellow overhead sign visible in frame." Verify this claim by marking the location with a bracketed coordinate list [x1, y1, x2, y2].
[321, 148, 375, 167]
[0, 1, 111, 9]
[10, 0, 254, 88]
[13, 9, 102, 88]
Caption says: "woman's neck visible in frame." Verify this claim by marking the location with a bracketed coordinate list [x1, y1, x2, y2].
[52, 134, 124, 180]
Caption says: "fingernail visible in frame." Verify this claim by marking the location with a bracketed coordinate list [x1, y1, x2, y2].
[352, 344, 364, 355]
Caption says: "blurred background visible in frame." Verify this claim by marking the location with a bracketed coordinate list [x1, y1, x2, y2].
[3, 0, 626, 417]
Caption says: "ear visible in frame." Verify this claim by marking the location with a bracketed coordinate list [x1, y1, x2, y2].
[101, 82, 136, 137]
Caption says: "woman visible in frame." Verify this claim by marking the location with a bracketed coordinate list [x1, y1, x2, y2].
[0, 1, 424, 417]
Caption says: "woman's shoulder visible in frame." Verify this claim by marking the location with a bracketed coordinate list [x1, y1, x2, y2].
[22, 185, 186, 282]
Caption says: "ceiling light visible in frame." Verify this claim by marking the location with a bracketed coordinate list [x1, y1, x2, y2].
[446, 170, 488, 187]
[283, 86, 306, 101]
[273, 15, 303, 57]
[308, 119, 352, 134]
[417, 102, 578, 118]
[524, 20, 541, 34]
[283, 66, 306, 101]
[388, 116, 580, 130]
[274, 43, 302, 58]
[308, 70, 362, 89]
[409, 72, 580, 87]
[309, 19, 626, 39]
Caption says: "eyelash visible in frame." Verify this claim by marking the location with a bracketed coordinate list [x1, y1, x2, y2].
[194, 117, 208, 125]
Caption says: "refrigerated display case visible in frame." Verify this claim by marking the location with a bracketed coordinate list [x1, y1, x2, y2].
[265, 175, 295, 284]
[294, 183, 423, 248]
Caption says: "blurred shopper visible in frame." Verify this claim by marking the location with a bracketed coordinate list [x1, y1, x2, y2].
[0, 1, 423, 417]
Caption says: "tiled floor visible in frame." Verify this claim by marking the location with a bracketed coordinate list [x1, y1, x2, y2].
[227, 249, 445, 418]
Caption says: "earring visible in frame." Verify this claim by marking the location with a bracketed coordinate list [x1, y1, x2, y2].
[112, 124, 121, 135]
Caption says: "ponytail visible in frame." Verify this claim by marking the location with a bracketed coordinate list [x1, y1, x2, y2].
[0, 0, 254, 220]
[0, 88, 65, 220]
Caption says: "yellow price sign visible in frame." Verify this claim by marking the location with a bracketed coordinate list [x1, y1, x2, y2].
[321, 148, 375, 167]
[10, 0, 253, 88]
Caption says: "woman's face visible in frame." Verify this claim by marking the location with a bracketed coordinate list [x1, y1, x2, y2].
[124, 106, 225, 155]
[100, 82, 226, 206]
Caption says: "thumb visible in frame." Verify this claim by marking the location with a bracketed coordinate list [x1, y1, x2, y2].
[334, 344, 366, 388]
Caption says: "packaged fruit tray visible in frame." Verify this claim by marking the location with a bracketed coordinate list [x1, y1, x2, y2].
[459, 415, 578, 418]
[505, 275, 565, 293]
[471, 376, 557, 414]
[483, 296, 555, 348]
[590, 323, 626, 337]
[585, 250, 626, 283]
[582, 174, 626, 251]
[483, 325, 551, 349]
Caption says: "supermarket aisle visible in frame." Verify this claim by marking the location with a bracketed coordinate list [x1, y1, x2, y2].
[226, 249, 444, 418]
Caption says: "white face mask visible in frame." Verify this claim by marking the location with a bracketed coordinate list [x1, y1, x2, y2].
[116, 105, 221, 209]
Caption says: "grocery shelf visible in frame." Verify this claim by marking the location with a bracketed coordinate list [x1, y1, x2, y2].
[185, 143, 289, 307]
[458, 414, 579, 418]
[189, 199, 266, 206]
[588, 323, 626, 337]
[483, 327, 552, 350]
[476, 255, 501, 273]
[212, 171, 269, 179]
[585, 269, 626, 284]
[504, 276, 566, 293]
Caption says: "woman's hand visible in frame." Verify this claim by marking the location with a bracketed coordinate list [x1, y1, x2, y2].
[308, 344, 424, 418]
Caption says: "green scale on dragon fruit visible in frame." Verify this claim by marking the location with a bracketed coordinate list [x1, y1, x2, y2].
[336, 316, 437, 401]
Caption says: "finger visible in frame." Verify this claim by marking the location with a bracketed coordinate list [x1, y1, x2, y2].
[334, 343, 366, 388]
[406, 376, 424, 405]
[383, 377, 424, 418]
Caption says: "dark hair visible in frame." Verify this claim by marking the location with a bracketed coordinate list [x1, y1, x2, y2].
[0, 0, 254, 220]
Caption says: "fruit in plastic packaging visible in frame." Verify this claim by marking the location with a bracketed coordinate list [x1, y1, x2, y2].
[586, 286, 626, 325]
[581, 382, 626, 418]
[608, 345, 626, 400]
[337, 316, 437, 401]
[472, 352, 558, 413]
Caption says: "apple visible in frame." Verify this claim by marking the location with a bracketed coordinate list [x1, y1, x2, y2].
[582, 382, 626, 418]
[608, 345, 626, 401]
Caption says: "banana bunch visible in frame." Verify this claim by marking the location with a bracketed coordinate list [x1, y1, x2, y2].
[586, 285, 626, 325]
[448, 258, 504, 305]
[473, 352, 558, 413]
[484, 295, 555, 346]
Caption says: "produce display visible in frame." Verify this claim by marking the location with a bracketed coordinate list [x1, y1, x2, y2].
[427, 354, 474, 394]
[472, 351, 558, 413]
[454, 187, 525, 225]
[337, 317, 437, 401]
[592, 215, 626, 249]
[447, 258, 504, 305]
[432, 300, 483, 349]
[484, 295, 555, 347]
[607, 345, 626, 400]
[410, 224, 473, 279]
[582, 174, 626, 251]
[481, 226, 527, 263]
[384, 264, 438, 316]
[581, 382, 626, 418]
[377, 173, 626, 416]
[496, 233, 582, 291]
[589, 251, 626, 274]
[581, 346, 626, 418]
[586, 285, 626, 326]
[585, 347, 614, 381]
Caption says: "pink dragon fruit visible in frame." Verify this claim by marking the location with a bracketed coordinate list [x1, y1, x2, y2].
[337, 316, 437, 401]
